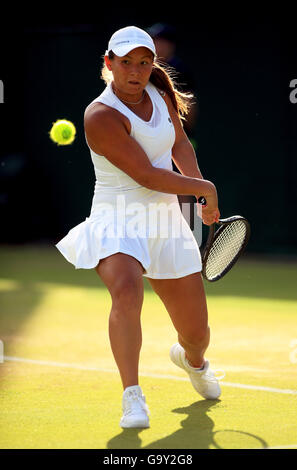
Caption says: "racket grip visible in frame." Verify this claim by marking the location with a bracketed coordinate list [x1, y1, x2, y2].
[198, 196, 207, 207]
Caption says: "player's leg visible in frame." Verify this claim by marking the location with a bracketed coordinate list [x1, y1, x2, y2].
[95, 253, 145, 390]
[147, 272, 209, 368]
[147, 272, 221, 399]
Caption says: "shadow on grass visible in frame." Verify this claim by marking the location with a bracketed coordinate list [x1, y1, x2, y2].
[1, 244, 297, 300]
[0, 280, 44, 377]
[0, 244, 152, 291]
[106, 400, 268, 449]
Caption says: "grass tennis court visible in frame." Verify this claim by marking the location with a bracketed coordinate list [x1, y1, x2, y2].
[0, 245, 296, 449]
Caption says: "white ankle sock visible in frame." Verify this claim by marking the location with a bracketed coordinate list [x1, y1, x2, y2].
[186, 358, 205, 371]
[124, 385, 141, 393]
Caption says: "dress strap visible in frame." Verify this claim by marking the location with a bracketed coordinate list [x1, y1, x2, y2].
[146, 82, 169, 115]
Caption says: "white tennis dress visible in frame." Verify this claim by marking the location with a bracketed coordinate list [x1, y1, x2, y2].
[55, 82, 202, 279]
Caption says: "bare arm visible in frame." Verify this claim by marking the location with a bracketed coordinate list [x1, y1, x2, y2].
[84, 104, 218, 210]
[165, 93, 203, 179]
[172, 139, 203, 179]
[164, 94, 220, 224]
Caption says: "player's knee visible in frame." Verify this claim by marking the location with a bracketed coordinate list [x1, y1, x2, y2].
[111, 277, 143, 312]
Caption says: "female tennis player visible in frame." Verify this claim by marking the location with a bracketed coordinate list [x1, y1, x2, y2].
[56, 26, 222, 429]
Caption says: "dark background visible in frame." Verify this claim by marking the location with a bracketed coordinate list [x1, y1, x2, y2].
[0, 13, 296, 255]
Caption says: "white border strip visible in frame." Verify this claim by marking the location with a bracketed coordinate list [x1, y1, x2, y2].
[266, 444, 297, 449]
[3, 356, 297, 395]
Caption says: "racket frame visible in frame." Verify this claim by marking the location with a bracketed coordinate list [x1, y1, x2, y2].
[201, 215, 251, 282]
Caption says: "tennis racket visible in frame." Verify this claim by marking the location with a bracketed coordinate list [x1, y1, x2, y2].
[198, 197, 251, 282]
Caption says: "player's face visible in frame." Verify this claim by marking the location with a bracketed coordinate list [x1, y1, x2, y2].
[106, 47, 154, 97]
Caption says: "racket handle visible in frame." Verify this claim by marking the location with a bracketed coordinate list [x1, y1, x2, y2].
[198, 196, 207, 207]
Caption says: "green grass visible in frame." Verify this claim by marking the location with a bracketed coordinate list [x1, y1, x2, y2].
[0, 245, 297, 449]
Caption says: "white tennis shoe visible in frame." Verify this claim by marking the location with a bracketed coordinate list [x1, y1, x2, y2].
[170, 343, 223, 400]
[120, 385, 150, 428]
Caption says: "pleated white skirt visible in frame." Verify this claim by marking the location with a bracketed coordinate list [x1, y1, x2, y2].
[55, 187, 202, 279]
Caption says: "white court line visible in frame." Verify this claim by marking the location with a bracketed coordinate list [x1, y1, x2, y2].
[3, 356, 297, 396]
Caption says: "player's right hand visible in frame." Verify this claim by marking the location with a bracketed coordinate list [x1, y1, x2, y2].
[202, 207, 220, 226]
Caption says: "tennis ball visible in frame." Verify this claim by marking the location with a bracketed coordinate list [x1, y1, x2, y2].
[49, 119, 76, 146]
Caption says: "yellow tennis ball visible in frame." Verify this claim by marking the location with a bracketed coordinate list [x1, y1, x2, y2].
[49, 119, 76, 146]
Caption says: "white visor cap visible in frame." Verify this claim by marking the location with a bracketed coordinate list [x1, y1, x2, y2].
[107, 26, 156, 57]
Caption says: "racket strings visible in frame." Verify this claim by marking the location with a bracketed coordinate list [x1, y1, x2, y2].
[205, 220, 247, 280]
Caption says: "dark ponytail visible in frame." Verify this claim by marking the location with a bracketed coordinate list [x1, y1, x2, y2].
[150, 60, 194, 120]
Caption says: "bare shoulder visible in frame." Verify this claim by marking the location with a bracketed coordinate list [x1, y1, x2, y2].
[84, 102, 130, 135]
[84, 101, 113, 119]
[84, 102, 132, 156]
